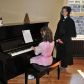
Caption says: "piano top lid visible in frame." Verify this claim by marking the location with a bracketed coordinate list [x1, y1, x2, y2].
[0, 21, 49, 27]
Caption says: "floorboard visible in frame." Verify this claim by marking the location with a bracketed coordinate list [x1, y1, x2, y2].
[8, 58, 84, 84]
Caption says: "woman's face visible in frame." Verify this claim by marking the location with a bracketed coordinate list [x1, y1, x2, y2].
[62, 8, 68, 17]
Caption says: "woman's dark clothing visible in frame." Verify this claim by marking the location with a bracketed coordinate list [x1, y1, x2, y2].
[54, 17, 76, 68]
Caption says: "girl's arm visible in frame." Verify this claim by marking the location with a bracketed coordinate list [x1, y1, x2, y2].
[31, 45, 42, 55]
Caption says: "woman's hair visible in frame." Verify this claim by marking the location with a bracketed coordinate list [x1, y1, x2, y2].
[41, 27, 53, 42]
[62, 6, 72, 14]
[60, 6, 72, 19]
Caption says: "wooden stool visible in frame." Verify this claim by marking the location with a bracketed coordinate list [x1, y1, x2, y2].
[25, 58, 61, 84]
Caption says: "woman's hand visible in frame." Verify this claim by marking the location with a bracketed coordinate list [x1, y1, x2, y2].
[56, 39, 64, 44]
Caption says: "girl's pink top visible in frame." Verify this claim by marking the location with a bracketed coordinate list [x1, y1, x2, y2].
[30, 41, 54, 66]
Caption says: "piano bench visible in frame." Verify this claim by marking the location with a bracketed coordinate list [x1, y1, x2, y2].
[25, 58, 61, 84]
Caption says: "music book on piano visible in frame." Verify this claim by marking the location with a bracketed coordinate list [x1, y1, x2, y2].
[22, 30, 33, 43]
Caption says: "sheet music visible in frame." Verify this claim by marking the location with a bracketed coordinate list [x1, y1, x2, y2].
[22, 30, 33, 43]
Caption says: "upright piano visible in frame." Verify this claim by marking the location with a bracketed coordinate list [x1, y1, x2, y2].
[0, 22, 48, 84]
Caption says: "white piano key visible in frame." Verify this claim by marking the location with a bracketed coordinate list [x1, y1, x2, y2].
[11, 48, 33, 56]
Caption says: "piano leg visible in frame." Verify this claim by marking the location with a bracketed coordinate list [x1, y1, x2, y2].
[57, 65, 60, 80]
[25, 72, 28, 84]
[36, 78, 40, 84]
[2, 60, 8, 84]
[2, 81, 8, 84]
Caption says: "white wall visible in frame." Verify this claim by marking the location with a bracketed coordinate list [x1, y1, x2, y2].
[0, 0, 64, 34]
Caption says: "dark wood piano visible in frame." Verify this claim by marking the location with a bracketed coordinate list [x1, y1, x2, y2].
[0, 22, 48, 84]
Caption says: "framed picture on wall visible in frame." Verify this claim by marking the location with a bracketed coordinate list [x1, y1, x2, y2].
[81, 5, 84, 12]
[69, 4, 80, 12]
[67, 0, 84, 12]
[71, 16, 84, 35]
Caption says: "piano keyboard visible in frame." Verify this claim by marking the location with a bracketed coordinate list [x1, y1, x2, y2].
[10, 48, 33, 56]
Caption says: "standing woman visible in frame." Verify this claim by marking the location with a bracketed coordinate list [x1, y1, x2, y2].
[54, 6, 76, 69]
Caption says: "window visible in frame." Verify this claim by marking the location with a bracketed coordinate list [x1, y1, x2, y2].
[67, 0, 84, 12]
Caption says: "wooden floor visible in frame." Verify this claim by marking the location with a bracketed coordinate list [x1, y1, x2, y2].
[8, 58, 84, 84]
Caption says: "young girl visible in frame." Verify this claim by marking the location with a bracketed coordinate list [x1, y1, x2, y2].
[28, 27, 54, 79]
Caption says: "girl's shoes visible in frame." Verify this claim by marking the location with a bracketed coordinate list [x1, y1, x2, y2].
[28, 75, 35, 80]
